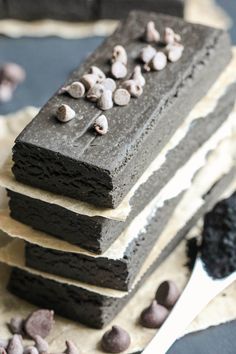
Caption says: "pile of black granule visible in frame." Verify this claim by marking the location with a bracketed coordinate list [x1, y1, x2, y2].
[187, 192, 236, 279]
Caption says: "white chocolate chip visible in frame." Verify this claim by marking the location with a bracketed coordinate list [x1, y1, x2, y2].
[81, 73, 98, 90]
[94, 114, 108, 135]
[102, 78, 117, 92]
[122, 80, 143, 98]
[164, 27, 182, 45]
[65, 81, 85, 98]
[56, 104, 75, 122]
[97, 90, 113, 110]
[89, 66, 106, 82]
[113, 88, 131, 106]
[140, 45, 157, 64]
[111, 45, 128, 66]
[151, 52, 167, 71]
[167, 43, 184, 62]
[87, 83, 105, 102]
[111, 61, 127, 79]
[144, 21, 160, 43]
[131, 65, 145, 87]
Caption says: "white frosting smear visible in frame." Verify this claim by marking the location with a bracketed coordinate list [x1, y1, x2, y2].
[1, 52, 236, 221]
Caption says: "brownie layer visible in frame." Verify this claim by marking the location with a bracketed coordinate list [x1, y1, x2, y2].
[7, 167, 236, 329]
[8, 82, 236, 253]
[0, 0, 184, 21]
[12, 11, 231, 208]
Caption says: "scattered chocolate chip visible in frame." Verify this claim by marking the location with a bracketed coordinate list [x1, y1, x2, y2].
[151, 52, 167, 71]
[23, 347, 38, 354]
[113, 88, 130, 106]
[24, 310, 54, 339]
[64, 341, 79, 354]
[111, 45, 128, 66]
[131, 65, 145, 87]
[0, 340, 8, 349]
[122, 80, 143, 98]
[9, 317, 25, 335]
[140, 300, 169, 329]
[0, 63, 25, 85]
[81, 74, 98, 90]
[155, 280, 180, 308]
[140, 45, 157, 64]
[101, 325, 131, 353]
[7, 335, 24, 354]
[64, 82, 85, 99]
[94, 115, 108, 135]
[89, 66, 106, 82]
[97, 90, 113, 111]
[56, 104, 76, 123]
[87, 83, 104, 102]
[164, 27, 181, 45]
[111, 62, 127, 80]
[0, 81, 14, 103]
[34, 335, 48, 354]
[167, 43, 184, 63]
[101, 78, 116, 93]
[144, 21, 160, 43]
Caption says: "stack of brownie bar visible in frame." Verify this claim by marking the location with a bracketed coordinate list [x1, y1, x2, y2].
[0, 11, 236, 332]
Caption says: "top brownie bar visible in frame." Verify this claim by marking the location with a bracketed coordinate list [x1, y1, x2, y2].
[0, 0, 185, 21]
[12, 11, 231, 208]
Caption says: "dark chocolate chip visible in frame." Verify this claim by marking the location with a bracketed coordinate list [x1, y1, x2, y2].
[140, 300, 169, 328]
[24, 310, 54, 339]
[34, 335, 48, 354]
[64, 340, 80, 354]
[101, 325, 131, 353]
[155, 280, 180, 308]
[9, 317, 25, 335]
[7, 335, 24, 354]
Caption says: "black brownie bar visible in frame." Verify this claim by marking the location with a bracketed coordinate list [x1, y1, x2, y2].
[12, 11, 232, 208]
[8, 166, 236, 329]
[8, 83, 236, 253]
[0, 0, 185, 21]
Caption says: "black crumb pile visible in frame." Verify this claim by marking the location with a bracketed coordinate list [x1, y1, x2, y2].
[199, 192, 236, 279]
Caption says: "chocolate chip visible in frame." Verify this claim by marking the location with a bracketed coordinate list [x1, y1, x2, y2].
[24, 310, 54, 339]
[113, 89, 130, 106]
[140, 300, 169, 328]
[34, 335, 48, 354]
[97, 90, 113, 111]
[9, 317, 25, 335]
[122, 80, 143, 98]
[131, 66, 145, 87]
[7, 335, 24, 354]
[111, 62, 127, 80]
[155, 280, 180, 308]
[56, 104, 75, 123]
[23, 347, 38, 354]
[164, 27, 181, 46]
[101, 325, 131, 353]
[87, 84, 104, 102]
[0, 63, 25, 85]
[94, 115, 108, 135]
[111, 45, 128, 66]
[81, 74, 98, 90]
[167, 44, 184, 63]
[144, 21, 160, 43]
[140, 45, 156, 64]
[89, 66, 106, 82]
[102, 78, 116, 93]
[64, 340, 80, 354]
[151, 52, 167, 71]
[64, 82, 85, 99]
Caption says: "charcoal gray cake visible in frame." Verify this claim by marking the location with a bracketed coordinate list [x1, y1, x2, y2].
[0, 0, 185, 21]
[0, 10, 236, 343]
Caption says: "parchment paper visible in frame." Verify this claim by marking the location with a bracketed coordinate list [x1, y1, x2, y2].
[0, 0, 230, 38]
